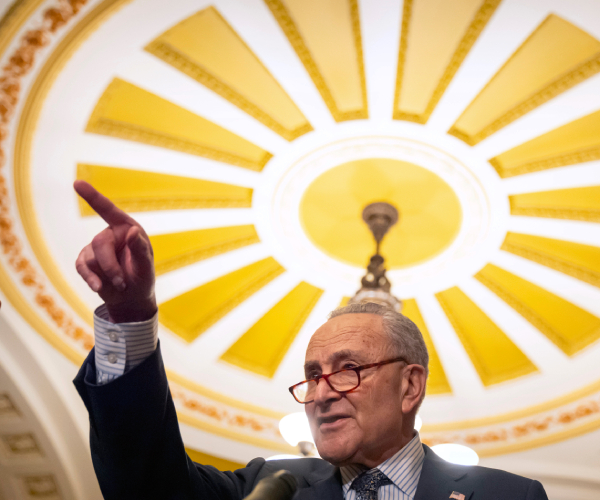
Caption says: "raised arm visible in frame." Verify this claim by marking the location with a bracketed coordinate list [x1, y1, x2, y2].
[74, 180, 157, 323]
[72, 181, 265, 499]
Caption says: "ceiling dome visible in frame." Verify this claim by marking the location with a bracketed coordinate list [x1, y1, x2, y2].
[1, 0, 600, 471]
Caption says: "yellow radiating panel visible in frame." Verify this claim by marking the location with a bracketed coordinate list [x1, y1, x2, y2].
[502, 232, 600, 288]
[394, 0, 500, 123]
[402, 299, 451, 395]
[145, 7, 312, 141]
[476, 264, 600, 356]
[159, 257, 285, 343]
[185, 447, 244, 471]
[77, 164, 252, 215]
[510, 186, 600, 223]
[490, 110, 600, 178]
[265, 0, 367, 121]
[436, 287, 537, 386]
[449, 15, 600, 145]
[150, 225, 260, 276]
[86, 78, 271, 171]
[221, 282, 323, 378]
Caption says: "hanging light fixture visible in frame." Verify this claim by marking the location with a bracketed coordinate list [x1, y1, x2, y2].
[276, 412, 318, 458]
[349, 202, 402, 312]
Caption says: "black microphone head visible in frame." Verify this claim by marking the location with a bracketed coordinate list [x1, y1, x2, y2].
[271, 470, 298, 496]
[243, 469, 299, 500]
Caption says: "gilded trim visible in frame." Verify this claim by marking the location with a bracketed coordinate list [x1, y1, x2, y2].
[264, 0, 368, 122]
[5, 0, 293, 423]
[145, 7, 313, 142]
[423, 377, 600, 432]
[449, 17, 600, 145]
[177, 413, 294, 454]
[159, 262, 285, 342]
[167, 372, 285, 420]
[435, 290, 537, 386]
[394, 0, 501, 124]
[490, 145, 600, 178]
[501, 240, 600, 289]
[13, 0, 132, 328]
[475, 270, 600, 356]
[509, 201, 600, 223]
[0, 0, 45, 58]
[424, 395, 600, 457]
[477, 414, 600, 457]
[392, 0, 412, 120]
[154, 235, 261, 276]
[86, 117, 272, 172]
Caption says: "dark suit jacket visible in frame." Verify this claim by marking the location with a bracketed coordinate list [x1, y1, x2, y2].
[74, 344, 548, 500]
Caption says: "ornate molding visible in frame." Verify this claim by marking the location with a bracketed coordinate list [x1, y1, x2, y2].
[145, 38, 313, 142]
[154, 235, 261, 276]
[423, 393, 600, 456]
[159, 259, 285, 342]
[394, 0, 501, 124]
[264, 0, 368, 122]
[87, 117, 272, 172]
[509, 203, 600, 223]
[0, 0, 94, 352]
[502, 240, 600, 289]
[490, 145, 600, 178]
[449, 48, 600, 146]
[475, 272, 575, 354]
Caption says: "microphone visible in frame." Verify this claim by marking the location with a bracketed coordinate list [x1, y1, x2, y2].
[243, 470, 298, 500]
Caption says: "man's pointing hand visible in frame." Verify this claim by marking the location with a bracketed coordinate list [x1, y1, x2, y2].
[74, 180, 157, 323]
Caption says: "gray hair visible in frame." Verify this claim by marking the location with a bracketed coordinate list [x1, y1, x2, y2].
[328, 302, 429, 376]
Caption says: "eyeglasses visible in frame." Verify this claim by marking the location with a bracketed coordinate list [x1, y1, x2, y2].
[289, 357, 407, 404]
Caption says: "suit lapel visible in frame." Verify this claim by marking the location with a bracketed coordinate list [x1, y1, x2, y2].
[294, 466, 343, 500]
[414, 445, 473, 500]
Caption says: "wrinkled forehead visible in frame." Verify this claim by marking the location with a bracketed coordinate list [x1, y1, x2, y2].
[305, 313, 389, 363]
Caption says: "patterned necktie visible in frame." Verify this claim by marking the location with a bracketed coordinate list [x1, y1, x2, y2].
[350, 469, 392, 500]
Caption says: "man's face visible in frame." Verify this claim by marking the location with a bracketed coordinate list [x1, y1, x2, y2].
[304, 313, 406, 467]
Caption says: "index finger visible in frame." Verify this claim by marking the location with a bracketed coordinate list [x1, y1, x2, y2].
[74, 180, 136, 227]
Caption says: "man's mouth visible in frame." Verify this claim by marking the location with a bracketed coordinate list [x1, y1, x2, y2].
[317, 415, 350, 430]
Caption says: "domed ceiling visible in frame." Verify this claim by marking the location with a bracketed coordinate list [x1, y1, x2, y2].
[1, 0, 600, 463]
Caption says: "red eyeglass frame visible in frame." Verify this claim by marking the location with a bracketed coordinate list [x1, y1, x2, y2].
[288, 357, 408, 404]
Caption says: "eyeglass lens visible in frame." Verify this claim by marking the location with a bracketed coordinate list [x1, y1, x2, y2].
[294, 370, 359, 403]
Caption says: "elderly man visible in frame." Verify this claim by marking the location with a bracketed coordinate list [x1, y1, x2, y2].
[73, 181, 548, 500]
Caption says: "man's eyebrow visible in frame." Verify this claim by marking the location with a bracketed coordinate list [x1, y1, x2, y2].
[303, 350, 364, 373]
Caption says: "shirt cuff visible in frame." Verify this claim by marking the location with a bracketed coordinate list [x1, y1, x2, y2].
[94, 304, 158, 385]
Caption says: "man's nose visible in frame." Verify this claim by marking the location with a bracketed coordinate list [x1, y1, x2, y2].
[313, 377, 342, 406]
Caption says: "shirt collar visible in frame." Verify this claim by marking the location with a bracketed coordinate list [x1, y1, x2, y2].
[340, 433, 425, 498]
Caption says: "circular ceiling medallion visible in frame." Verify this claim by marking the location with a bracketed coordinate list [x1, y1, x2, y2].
[300, 157, 462, 269]
[259, 134, 504, 296]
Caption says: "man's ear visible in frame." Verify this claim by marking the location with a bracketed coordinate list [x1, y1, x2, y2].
[401, 365, 427, 414]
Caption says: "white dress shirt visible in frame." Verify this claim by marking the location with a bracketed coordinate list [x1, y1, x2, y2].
[94, 305, 158, 385]
[340, 433, 425, 500]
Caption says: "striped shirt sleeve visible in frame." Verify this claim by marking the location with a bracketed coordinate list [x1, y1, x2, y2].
[94, 304, 158, 385]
